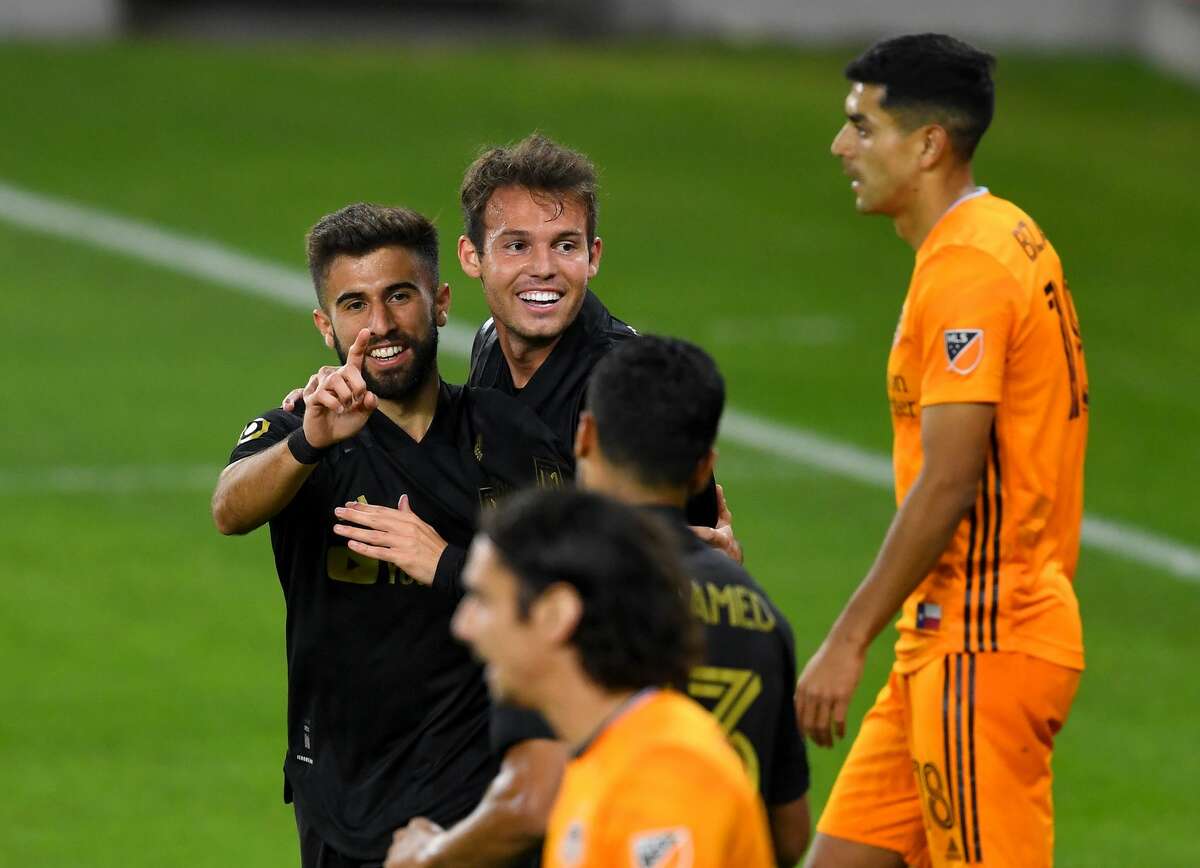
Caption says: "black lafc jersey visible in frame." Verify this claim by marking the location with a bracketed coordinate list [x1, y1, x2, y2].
[228, 382, 571, 860]
[468, 290, 719, 526]
[491, 505, 810, 807]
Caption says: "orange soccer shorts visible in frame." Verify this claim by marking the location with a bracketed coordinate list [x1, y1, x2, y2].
[818, 652, 1080, 867]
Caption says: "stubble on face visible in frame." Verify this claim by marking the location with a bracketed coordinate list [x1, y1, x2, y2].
[331, 310, 439, 402]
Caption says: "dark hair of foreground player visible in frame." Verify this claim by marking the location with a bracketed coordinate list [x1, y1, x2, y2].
[480, 488, 701, 692]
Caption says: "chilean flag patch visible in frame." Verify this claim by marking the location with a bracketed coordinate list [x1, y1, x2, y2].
[917, 601, 943, 630]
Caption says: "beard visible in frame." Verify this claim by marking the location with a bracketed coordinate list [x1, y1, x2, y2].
[333, 314, 439, 402]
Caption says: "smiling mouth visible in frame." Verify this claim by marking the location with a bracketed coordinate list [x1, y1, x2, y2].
[518, 290, 563, 308]
[368, 344, 408, 364]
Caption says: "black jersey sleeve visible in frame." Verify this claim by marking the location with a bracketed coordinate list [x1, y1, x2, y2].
[431, 544, 468, 601]
[767, 618, 811, 804]
[227, 407, 303, 465]
[490, 703, 556, 756]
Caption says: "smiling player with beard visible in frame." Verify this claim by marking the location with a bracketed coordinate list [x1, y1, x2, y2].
[211, 203, 571, 868]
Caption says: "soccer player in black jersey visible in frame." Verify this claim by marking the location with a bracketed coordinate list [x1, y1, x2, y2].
[386, 337, 811, 868]
[211, 204, 570, 868]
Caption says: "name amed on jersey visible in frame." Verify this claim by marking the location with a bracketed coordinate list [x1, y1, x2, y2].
[691, 581, 776, 632]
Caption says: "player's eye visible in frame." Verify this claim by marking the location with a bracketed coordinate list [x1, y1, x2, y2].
[556, 241, 577, 253]
[388, 290, 411, 304]
[505, 241, 527, 252]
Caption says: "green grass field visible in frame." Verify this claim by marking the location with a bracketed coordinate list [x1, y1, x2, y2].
[1, 40, 1197, 866]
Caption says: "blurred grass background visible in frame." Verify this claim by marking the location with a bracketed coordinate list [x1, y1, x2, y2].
[1, 41, 1197, 866]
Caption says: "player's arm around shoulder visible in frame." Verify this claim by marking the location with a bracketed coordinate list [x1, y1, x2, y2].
[385, 738, 567, 868]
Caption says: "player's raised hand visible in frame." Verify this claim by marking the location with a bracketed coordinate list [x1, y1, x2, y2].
[302, 329, 378, 448]
[690, 483, 744, 564]
[794, 636, 866, 748]
[281, 366, 337, 412]
[332, 494, 448, 585]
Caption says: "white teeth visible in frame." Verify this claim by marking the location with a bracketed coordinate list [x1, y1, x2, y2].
[519, 291, 562, 303]
[370, 345, 404, 359]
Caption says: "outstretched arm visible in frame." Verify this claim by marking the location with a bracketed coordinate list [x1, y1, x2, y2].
[795, 402, 994, 747]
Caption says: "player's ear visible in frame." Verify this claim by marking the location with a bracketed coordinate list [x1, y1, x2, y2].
[458, 235, 482, 279]
[919, 124, 951, 170]
[574, 411, 597, 460]
[313, 308, 335, 350]
[536, 583, 583, 644]
[587, 236, 602, 279]
[435, 283, 451, 326]
[689, 447, 718, 497]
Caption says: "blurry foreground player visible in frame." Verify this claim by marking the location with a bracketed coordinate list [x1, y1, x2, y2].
[453, 489, 774, 868]
[211, 204, 570, 867]
[795, 35, 1088, 868]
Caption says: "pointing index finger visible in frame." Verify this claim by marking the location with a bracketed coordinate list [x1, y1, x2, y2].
[347, 328, 371, 371]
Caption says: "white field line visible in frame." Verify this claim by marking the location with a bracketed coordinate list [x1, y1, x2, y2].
[0, 465, 222, 494]
[1, 179, 1196, 583]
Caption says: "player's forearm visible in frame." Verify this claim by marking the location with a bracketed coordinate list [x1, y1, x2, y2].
[416, 741, 563, 868]
[828, 472, 976, 650]
[211, 440, 315, 535]
[417, 796, 544, 868]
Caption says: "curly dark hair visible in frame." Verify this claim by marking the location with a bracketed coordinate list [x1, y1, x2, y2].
[305, 203, 439, 305]
[459, 133, 598, 254]
[482, 488, 702, 693]
[845, 33, 997, 160]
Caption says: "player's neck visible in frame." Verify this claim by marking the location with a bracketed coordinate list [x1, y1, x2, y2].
[495, 323, 563, 389]
[893, 165, 978, 250]
[540, 676, 640, 751]
[588, 464, 689, 511]
[375, 370, 441, 442]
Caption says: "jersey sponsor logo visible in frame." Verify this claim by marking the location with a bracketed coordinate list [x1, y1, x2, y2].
[559, 820, 584, 866]
[916, 601, 942, 630]
[630, 827, 693, 868]
[943, 329, 984, 375]
[237, 418, 270, 445]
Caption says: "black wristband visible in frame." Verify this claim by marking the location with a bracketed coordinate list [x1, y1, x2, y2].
[287, 427, 329, 465]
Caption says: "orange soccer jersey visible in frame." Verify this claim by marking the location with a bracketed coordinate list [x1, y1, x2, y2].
[543, 689, 774, 868]
[886, 189, 1088, 674]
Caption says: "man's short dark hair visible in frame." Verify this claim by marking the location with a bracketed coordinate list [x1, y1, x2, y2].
[845, 33, 996, 160]
[482, 489, 701, 693]
[587, 336, 725, 490]
[460, 133, 598, 253]
[305, 203, 439, 305]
